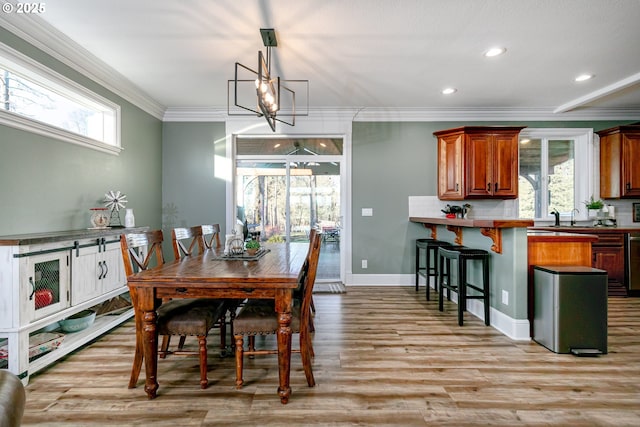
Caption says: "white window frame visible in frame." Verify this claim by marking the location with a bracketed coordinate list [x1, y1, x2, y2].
[518, 128, 594, 222]
[0, 42, 121, 155]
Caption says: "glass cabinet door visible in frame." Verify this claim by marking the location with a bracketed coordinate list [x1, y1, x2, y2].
[22, 251, 70, 322]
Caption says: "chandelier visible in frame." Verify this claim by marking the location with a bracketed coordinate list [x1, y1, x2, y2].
[228, 29, 308, 131]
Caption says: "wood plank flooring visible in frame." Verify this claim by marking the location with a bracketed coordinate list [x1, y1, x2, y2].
[22, 286, 640, 426]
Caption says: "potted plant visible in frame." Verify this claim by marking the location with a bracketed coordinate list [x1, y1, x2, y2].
[245, 239, 260, 256]
[584, 196, 604, 218]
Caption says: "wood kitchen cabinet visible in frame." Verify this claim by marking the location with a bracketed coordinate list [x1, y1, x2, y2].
[597, 125, 640, 198]
[434, 126, 526, 200]
[591, 233, 626, 291]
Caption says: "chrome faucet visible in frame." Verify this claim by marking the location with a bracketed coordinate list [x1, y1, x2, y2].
[550, 209, 560, 226]
[570, 208, 579, 226]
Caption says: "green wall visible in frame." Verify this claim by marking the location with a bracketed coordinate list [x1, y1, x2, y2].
[351, 120, 636, 276]
[161, 121, 228, 255]
[0, 29, 163, 236]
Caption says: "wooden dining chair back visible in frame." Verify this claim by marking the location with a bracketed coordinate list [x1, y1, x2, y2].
[201, 224, 222, 249]
[121, 230, 225, 389]
[170, 225, 230, 356]
[233, 229, 322, 389]
[171, 225, 205, 259]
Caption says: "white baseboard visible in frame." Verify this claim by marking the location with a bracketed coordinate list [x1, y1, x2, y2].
[346, 273, 531, 341]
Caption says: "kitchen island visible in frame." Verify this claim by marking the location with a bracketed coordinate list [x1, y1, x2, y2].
[410, 217, 533, 340]
[531, 225, 640, 297]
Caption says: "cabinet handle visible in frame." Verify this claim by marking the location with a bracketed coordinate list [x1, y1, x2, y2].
[29, 277, 35, 300]
[97, 261, 104, 280]
[627, 182, 631, 191]
[103, 261, 108, 279]
[494, 182, 498, 192]
[456, 183, 459, 191]
[176, 287, 188, 294]
[487, 183, 491, 191]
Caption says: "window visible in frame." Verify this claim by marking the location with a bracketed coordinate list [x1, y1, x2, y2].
[0, 42, 120, 154]
[518, 129, 593, 221]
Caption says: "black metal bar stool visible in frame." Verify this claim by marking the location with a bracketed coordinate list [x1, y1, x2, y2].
[437, 246, 490, 326]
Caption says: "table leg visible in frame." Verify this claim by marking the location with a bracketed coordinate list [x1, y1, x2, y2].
[275, 289, 293, 404]
[140, 290, 159, 399]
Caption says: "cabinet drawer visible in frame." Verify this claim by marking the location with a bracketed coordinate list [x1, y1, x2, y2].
[593, 234, 625, 246]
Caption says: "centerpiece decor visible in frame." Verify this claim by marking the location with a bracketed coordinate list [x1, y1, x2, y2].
[245, 239, 261, 256]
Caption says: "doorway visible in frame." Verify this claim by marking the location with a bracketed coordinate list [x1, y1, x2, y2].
[235, 137, 343, 282]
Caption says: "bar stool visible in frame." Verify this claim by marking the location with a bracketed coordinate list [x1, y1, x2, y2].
[424, 240, 454, 301]
[415, 238, 434, 292]
[437, 246, 490, 326]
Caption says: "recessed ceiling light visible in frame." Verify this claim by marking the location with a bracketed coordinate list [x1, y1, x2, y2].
[442, 87, 457, 95]
[484, 47, 506, 57]
[274, 143, 281, 148]
[574, 74, 594, 82]
[520, 138, 531, 145]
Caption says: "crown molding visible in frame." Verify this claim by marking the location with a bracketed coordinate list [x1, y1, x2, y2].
[0, 13, 166, 120]
[164, 106, 640, 123]
[352, 107, 640, 122]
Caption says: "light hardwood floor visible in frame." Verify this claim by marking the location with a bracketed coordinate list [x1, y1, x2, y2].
[22, 286, 640, 426]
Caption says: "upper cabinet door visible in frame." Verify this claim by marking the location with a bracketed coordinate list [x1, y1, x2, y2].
[464, 133, 492, 197]
[622, 132, 640, 197]
[437, 133, 464, 200]
[492, 132, 519, 198]
[597, 125, 640, 199]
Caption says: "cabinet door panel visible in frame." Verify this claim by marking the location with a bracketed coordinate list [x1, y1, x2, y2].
[592, 246, 625, 284]
[622, 133, 640, 197]
[71, 246, 100, 305]
[492, 133, 519, 198]
[438, 134, 463, 199]
[101, 243, 125, 293]
[464, 134, 492, 197]
[599, 134, 621, 198]
[21, 252, 70, 323]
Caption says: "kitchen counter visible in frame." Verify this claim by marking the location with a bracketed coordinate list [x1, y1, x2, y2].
[410, 216, 533, 253]
[530, 225, 640, 233]
[409, 216, 532, 339]
[526, 229, 599, 337]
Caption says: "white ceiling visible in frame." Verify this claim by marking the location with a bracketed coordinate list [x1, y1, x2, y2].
[3, 0, 640, 120]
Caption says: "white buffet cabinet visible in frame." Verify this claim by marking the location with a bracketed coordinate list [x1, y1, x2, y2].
[0, 228, 146, 384]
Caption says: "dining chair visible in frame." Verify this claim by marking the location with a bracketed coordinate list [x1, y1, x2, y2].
[169, 226, 230, 355]
[232, 229, 322, 389]
[200, 224, 221, 249]
[121, 229, 226, 389]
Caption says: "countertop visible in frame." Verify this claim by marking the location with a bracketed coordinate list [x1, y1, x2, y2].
[0, 226, 149, 246]
[530, 226, 640, 234]
[527, 230, 598, 242]
[410, 217, 534, 228]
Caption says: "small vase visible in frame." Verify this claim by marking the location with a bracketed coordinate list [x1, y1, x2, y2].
[124, 209, 135, 228]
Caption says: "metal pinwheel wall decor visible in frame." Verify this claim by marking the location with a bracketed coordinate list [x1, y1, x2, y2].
[104, 190, 128, 227]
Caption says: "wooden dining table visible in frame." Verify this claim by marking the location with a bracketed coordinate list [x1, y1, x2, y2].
[126, 242, 307, 404]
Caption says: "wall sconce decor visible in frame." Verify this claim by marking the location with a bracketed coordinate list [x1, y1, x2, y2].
[228, 29, 308, 131]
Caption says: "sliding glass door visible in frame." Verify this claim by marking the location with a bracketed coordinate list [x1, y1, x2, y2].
[235, 138, 343, 282]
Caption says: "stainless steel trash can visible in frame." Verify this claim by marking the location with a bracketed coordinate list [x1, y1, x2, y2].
[533, 266, 608, 354]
